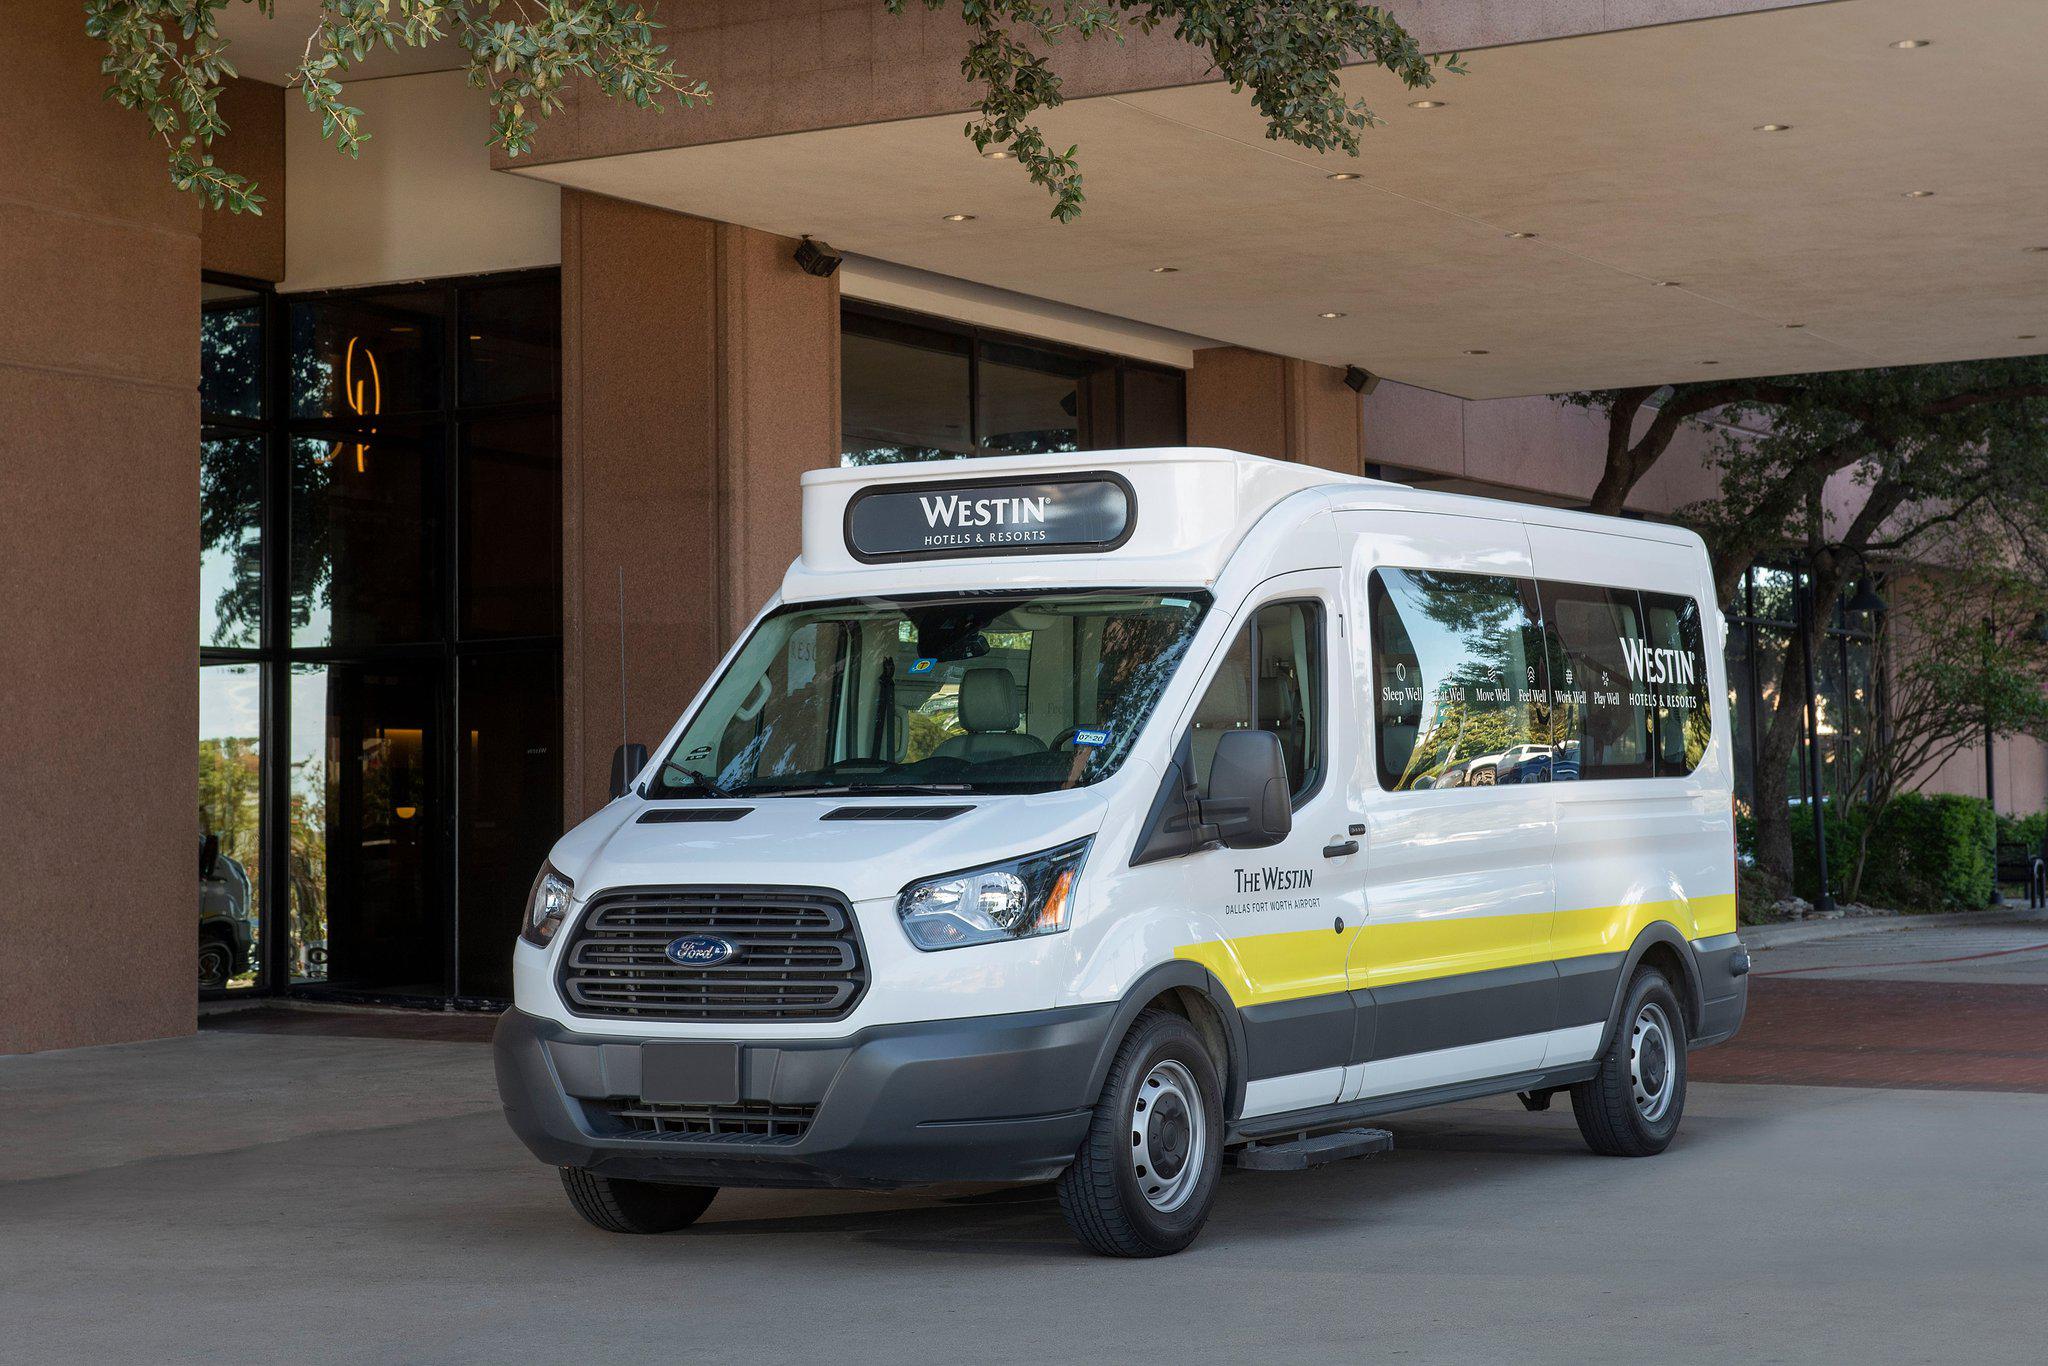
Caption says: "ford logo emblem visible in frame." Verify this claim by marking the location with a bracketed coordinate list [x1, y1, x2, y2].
[664, 934, 738, 967]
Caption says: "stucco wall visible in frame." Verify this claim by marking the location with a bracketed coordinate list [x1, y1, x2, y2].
[0, 0, 200, 1052]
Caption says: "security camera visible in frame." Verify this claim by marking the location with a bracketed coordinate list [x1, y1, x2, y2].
[794, 236, 843, 278]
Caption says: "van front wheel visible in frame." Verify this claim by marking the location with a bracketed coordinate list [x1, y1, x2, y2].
[1056, 1008, 1224, 1257]
[559, 1167, 717, 1234]
[1571, 967, 1687, 1157]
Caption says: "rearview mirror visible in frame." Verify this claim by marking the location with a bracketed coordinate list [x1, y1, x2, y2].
[1201, 731, 1292, 850]
[609, 743, 649, 800]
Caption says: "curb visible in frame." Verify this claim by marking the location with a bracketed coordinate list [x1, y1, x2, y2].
[1745, 906, 2047, 951]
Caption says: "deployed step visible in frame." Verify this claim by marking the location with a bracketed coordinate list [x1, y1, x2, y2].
[1230, 1127, 1394, 1172]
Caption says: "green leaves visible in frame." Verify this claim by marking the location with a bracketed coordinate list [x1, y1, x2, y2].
[896, 0, 1456, 220]
[90, 0, 708, 211]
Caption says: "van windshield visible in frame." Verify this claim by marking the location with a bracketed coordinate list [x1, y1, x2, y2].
[647, 590, 1211, 798]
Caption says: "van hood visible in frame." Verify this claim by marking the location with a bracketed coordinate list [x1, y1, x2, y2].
[549, 785, 1117, 906]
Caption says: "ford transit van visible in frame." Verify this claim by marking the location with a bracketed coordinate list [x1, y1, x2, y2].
[494, 448, 1747, 1256]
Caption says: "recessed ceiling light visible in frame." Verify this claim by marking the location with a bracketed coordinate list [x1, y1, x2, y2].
[2021, 335, 2040, 341]
[1506, 231, 1538, 239]
[1408, 99, 1446, 109]
[981, 148, 1013, 160]
[942, 213, 976, 221]
[1150, 266, 1179, 274]
[1326, 172, 1361, 181]
[1653, 280, 1683, 288]
[1463, 349, 1490, 356]
[1318, 311, 1347, 319]
[1755, 123, 1792, 133]
[1784, 323, 1807, 329]
[1701, 360, 1721, 366]
[1903, 190, 1936, 198]
[1891, 38, 1930, 49]
[2026, 247, 2048, 254]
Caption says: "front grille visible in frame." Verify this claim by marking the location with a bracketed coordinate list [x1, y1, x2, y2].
[558, 886, 866, 1022]
[598, 1099, 816, 1146]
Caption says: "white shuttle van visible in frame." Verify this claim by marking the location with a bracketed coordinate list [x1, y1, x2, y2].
[495, 447, 1748, 1256]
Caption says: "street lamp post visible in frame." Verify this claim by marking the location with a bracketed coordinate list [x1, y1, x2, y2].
[1798, 574, 1837, 914]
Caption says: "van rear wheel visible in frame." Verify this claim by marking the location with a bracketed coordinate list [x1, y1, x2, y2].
[1571, 967, 1687, 1157]
[559, 1167, 717, 1234]
[1056, 1008, 1224, 1257]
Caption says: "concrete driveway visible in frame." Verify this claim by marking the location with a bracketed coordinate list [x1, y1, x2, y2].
[6, 929, 2048, 1364]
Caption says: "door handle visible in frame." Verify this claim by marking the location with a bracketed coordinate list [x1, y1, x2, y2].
[1322, 839, 1359, 858]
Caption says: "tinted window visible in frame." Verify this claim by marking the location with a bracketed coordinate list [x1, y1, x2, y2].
[1370, 570, 1545, 791]
[1641, 591, 1712, 776]
[1190, 600, 1324, 801]
[1539, 582, 1653, 781]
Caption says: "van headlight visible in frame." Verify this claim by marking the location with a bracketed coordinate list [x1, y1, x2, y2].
[897, 839, 1090, 952]
[522, 863, 575, 947]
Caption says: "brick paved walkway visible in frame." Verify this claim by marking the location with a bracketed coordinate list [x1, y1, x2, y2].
[1692, 977, 2048, 1092]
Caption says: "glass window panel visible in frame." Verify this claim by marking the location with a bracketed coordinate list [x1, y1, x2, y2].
[457, 649, 561, 1000]
[1749, 566, 1799, 625]
[289, 429, 439, 647]
[289, 289, 446, 420]
[1371, 570, 1544, 791]
[199, 664, 263, 990]
[200, 434, 264, 648]
[290, 661, 446, 995]
[1641, 591, 1713, 777]
[1253, 602, 1324, 798]
[840, 320, 973, 465]
[201, 284, 264, 419]
[460, 414, 561, 639]
[1121, 365, 1188, 447]
[460, 277, 561, 407]
[1727, 619, 1756, 810]
[1189, 621, 1253, 794]
[1541, 582, 1652, 781]
[977, 340, 1087, 455]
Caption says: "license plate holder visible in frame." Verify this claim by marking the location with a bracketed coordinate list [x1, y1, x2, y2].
[639, 1042, 742, 1105]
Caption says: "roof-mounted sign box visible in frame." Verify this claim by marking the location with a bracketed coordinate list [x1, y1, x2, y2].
[843, 472, 1135, 562]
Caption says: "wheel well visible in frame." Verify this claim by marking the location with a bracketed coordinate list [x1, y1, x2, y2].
[1634, 940, 1699, 1034]
[1143, 987, 1236, 1102]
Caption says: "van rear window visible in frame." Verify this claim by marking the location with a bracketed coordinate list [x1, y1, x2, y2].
[1369, 569, 1712, 790]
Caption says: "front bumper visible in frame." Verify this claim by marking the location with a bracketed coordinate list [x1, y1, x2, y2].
[493, 1004, 1115, 1190]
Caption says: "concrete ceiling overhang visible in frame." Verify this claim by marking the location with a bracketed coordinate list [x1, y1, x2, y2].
[499, 0, 2047, 400]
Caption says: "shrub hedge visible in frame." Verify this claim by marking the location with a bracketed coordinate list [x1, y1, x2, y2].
[1738, 792, 2000, 912]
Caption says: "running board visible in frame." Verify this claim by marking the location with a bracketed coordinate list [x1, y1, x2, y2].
[1229, 1127, 1393, 1172]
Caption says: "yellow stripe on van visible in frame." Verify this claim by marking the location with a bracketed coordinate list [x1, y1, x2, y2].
[1177, 894, 1738, 1008]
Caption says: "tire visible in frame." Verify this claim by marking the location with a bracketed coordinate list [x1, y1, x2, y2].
[198, 936, 234, 991]
[559, 1167, 718, 1234]
[1571, 966, 1688, 1157]
[1056, 1008, 1225, 1257]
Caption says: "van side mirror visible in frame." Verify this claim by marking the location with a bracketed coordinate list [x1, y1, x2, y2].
[609, 743, 649, 800]
[1201, 731, 1292, 850]
[200, 832, 221, 880]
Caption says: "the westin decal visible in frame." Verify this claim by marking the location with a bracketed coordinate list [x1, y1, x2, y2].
[845, 475, 1133, 560]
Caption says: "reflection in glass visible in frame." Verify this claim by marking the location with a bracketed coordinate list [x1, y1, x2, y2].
[461, 415, 561, 638]
[840, 325, 973, 464]
[1372, 570, 1545, 790]
[1541, 583, 1651, 781]
[290, 289, 445, 420]
[200, 435, 263, 648]
[460, 276, 561, 407]
[1192, 604, 1324, 797]
[458, 649, 562, 999]
[290, 431, 437, 647]
[978, 340, 1089, 454]
[290, 662, 444, 994]
[200, 664, 263, 989]
[1642, 592, 1712, 776]
[201, 284, 264, 419]
[1121, 365, 1189, 447]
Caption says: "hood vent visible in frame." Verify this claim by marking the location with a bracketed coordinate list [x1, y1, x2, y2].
[637, 807, 752, 824]
[820, 804, 974, 822]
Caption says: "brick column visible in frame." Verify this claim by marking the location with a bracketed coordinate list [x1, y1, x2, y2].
[1186, 345, 1364, 475]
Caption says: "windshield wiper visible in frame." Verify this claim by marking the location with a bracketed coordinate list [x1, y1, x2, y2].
[739, 781, 977, 798]
[659, 767, 736, 799]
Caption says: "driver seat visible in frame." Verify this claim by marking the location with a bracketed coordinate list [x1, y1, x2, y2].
[933, 668, 1044, 762]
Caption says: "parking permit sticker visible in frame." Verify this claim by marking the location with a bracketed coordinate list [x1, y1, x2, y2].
[1074, 728, 1111, 747]
[907, 658, 937, 676]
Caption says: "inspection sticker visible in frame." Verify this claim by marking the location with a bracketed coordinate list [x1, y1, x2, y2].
[1073, 728, 1112, 747]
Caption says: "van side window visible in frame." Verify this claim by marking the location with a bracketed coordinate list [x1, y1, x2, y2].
[1189, 600, 1324, 801]
[1369, 570, 1545, 791]
[1641, 591, 1712, 776]
[1538, 582, 1653, 781]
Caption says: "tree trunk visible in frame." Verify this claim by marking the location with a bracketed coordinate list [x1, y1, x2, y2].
[1750, 649, 1807, 889]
